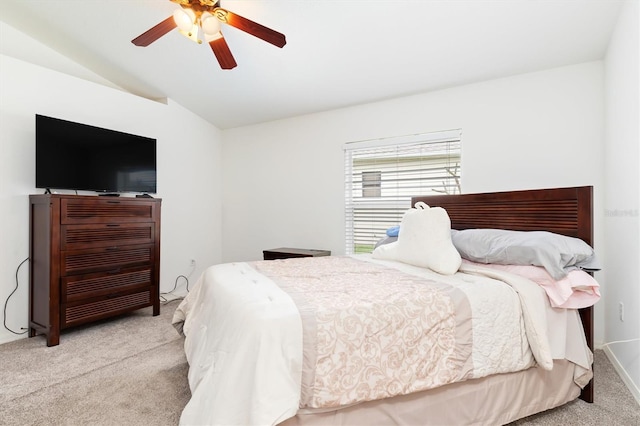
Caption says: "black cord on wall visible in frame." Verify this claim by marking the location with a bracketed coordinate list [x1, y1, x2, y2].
[3, 257, 29, 335]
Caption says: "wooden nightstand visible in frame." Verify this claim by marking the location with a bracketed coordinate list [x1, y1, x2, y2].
[263, 247, 331, 260]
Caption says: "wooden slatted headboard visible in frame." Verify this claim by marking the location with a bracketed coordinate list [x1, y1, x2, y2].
[411, 186, 594, 403]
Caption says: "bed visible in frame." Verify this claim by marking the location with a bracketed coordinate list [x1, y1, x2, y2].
[172, 186, 597, 425]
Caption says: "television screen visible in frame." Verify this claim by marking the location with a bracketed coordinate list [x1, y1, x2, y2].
[35, 115, 157, 194]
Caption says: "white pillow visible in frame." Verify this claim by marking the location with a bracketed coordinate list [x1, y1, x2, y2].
[372, 239, 400, 260]
[374, 202, 461, 275]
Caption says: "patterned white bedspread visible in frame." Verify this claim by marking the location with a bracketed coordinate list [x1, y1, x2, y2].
[172, 255, 590, 426]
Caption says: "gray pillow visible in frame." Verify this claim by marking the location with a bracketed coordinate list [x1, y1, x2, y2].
[451, 229, 600, 280]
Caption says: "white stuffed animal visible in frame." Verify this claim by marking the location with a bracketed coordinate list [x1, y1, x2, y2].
[373, 201, 461, 275]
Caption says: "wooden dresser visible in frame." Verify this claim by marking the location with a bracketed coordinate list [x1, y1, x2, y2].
[29, 194, 161, 346]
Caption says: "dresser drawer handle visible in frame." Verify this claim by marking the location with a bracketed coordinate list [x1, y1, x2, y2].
[105, 246, 119, 251]
[106, 224, 120, 227]
[107, 268, 122, 274]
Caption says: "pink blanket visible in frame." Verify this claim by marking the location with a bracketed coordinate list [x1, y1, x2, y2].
[461, 260, 600, 309]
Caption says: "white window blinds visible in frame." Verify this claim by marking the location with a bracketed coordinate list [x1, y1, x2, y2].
[344, 129, 462, 254]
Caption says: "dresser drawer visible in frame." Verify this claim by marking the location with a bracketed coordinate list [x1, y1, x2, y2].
[62, 267, 153, 302]
[61, 198, 157, 224]
[61, 245, 154, 276]
[61, 289, 152, 328]
[61, 223, 155, 250]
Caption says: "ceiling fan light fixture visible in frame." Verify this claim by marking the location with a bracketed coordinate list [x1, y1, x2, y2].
[201, 11, 221, 36]
[173, 7, 196, 32]
[179, 23, 202, 43]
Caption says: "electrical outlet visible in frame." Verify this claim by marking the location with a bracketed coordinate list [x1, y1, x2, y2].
[619, 302, 624, 322]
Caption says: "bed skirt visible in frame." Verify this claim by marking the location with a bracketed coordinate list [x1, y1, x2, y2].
[282, 359, 584, 426]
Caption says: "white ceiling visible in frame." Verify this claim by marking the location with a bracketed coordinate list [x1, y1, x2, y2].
[0, 1, 624, 129]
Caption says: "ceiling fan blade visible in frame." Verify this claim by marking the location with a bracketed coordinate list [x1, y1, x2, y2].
[132, 16, 177, 47]
[209, 35, 237, 69]
[216, 8, 286, 48]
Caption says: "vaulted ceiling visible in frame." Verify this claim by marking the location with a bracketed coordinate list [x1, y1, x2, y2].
[0, 1, 623, 129]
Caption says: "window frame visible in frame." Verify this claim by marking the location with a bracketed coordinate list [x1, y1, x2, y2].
[344, 129, 462, 254]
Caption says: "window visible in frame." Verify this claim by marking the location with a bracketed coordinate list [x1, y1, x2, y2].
[344, 129, 462, 254]
[361, 171, 382, 197]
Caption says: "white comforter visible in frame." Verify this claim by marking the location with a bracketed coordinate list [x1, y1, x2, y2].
[174, 262, 303, 426]
[172, 255, 592, 426]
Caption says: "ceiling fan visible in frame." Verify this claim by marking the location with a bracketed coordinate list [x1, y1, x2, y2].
[131, 0, 286, 70]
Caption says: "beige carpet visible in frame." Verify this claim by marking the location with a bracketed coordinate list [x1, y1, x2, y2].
[0, 301, 189, 426]
[1, 300, 638, 426]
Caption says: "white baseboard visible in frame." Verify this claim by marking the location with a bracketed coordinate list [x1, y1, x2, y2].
[602, 345, 640, 406]
[0, 332, 27, 346]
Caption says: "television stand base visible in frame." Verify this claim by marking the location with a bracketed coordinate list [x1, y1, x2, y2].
[98, 193, 121, 197]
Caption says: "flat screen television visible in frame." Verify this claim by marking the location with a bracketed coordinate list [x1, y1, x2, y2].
[35, 114, 157, 194]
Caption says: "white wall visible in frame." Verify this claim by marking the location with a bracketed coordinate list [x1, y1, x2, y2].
[222, 61, 606, 342]
[603, 0, 640, 401]
[222, 62, 605, 256]
[0, 54, 223, 344]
